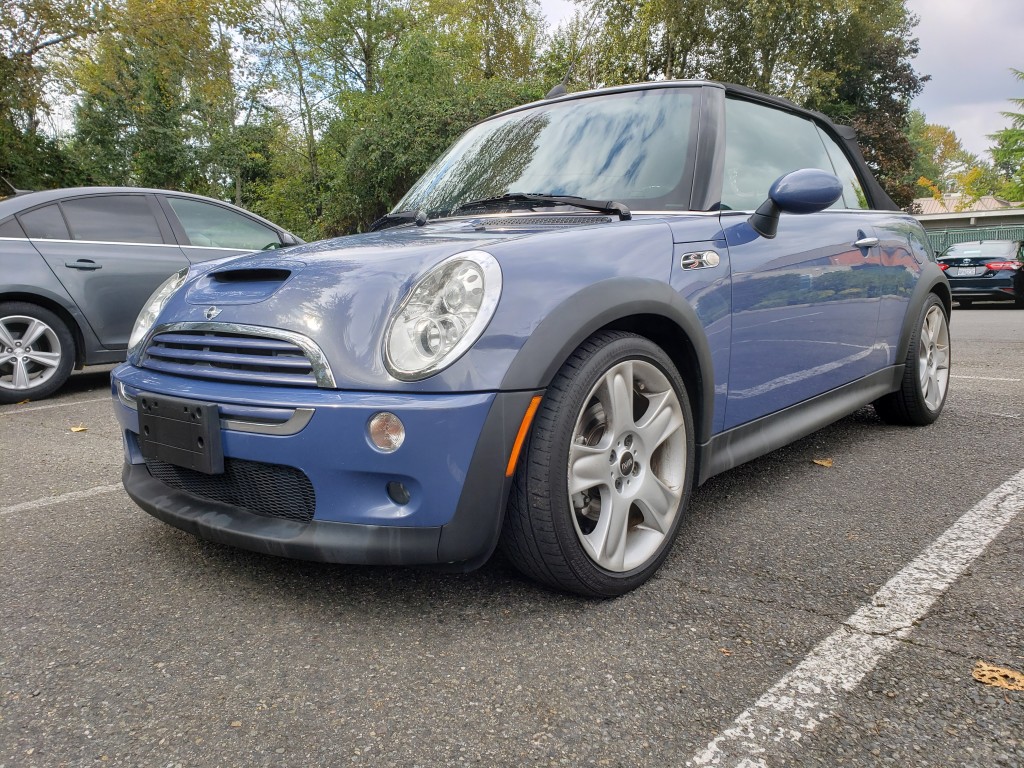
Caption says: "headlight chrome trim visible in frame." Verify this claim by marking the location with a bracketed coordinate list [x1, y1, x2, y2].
[383, 250, 502, 381]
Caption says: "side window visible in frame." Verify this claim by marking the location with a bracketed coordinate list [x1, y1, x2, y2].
[721, 98, 836, 211]
[816, 128, 868, 209]
[0, 217, 26, 237]
[61, 195, 164, 244]
[18, 204, 71, 240]
[167, 198, 280, 251]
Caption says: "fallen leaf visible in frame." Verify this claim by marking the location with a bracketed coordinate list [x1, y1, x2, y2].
[17, 399, 30, 405]
[230, 721, 242, 728]
[812, 458, 834, 468]
[973, 661, 1024, 691]
[70, 425, 88, 433]
[719, 648, 732, 656]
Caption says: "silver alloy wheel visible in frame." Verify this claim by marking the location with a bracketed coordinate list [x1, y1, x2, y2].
[918, 304, 950, 411]
[0, 314, 63, 393]
[567, 359, 686, 572]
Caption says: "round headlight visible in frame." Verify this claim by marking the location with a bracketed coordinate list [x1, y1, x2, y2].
[128, 267, 189, 354]
[384, 251, 501, 380]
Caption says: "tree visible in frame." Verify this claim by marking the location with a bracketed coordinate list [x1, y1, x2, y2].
[0, 0, 103, 187]
[990, 69, 1024, 201]
[70, 0, 256, 191]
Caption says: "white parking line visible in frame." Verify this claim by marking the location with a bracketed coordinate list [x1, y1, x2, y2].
[951, 375, 1021, 382]
[0, 483, 123, 516]
[0, 396, 109, 415]
[688, 469, 1024, 768]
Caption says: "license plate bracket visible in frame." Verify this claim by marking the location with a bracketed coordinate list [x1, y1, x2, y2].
[137, 393, 224, 475]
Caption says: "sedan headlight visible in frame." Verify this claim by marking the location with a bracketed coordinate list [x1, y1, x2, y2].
[128, 267, 189, 354]
[384, 251, 502, 380]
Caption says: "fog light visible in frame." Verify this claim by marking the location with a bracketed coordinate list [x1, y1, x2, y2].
[368, 412, 405, 452]
[387, 481, 411, 505]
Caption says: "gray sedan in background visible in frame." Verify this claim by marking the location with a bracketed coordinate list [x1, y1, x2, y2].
[0, 186, 302, 402]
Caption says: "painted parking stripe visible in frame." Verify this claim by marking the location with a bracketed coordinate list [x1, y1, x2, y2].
[688, 468, 1024, 768]
[0, 396, 109, 415]
[0, 483, 123, 516]
[951, 375, 1021, 382]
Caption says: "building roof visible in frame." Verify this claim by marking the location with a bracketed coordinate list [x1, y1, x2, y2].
[914, 194, 1020, 215]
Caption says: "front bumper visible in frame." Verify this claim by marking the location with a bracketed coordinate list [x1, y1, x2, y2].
[112, 365, 541, 567]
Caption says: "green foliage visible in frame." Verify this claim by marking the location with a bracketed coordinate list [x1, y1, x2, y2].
[318, 33, 545, 234]
[990, 69, 1024, 201]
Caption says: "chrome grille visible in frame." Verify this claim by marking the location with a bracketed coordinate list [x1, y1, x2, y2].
[142, 329, 319, 387]
[145, 457, 316, 523]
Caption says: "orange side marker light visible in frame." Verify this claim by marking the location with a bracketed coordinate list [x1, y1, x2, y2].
[505, 395, 543, 477]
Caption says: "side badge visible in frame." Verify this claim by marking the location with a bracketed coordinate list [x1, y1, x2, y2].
[680, 251, 721, 270]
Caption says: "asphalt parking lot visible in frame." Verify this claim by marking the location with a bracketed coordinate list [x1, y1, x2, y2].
[2, 305, 1022, 768]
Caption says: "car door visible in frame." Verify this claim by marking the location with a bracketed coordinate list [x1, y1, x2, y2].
[159, 195, 285, 262]
[18, 194, 189, 350]
[719, 97, 885, 429]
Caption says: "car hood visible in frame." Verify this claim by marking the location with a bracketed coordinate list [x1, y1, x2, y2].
[147, 215, 709, 392]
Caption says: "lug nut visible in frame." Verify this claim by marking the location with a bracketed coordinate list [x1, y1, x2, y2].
[609, 450, 616, 463]
[624, 435, 633, 448]
[633, 463, 640, 476]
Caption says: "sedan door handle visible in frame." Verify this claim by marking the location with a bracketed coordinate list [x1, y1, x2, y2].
[65, 259, 102, 270]
[853, 237, 879, 249]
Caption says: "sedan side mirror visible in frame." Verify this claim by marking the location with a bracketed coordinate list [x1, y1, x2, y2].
[748, 169, 844, 239]
[280, 231, 300, 246]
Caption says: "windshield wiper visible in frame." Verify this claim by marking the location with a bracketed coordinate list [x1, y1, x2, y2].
[369, 208, 429, 232]
[453, 193, 631, 220]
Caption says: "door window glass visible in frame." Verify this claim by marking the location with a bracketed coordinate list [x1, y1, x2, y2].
[168, 198, 280, 250]
[721, 99, 836, 211]
[816, 128, 868, 209]
[18, 204, 71, 240]
[61, 195, 164, 244]
[0, 217, 26, 237]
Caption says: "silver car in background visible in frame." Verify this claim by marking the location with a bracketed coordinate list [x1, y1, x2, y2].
[0, 186, 302, 403]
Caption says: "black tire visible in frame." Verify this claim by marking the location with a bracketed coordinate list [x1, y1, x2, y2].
[873, 294, 950, 426]
[500, 331, 695, 597]
[0, 302, 76, 404]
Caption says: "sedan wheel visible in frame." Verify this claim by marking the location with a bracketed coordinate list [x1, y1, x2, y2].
[501, 331, 694, 596]
[0, 303, 75, 404]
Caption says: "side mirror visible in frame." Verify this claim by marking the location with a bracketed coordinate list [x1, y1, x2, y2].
[280, 231, 299, 246]
[748, 169, 844, 239]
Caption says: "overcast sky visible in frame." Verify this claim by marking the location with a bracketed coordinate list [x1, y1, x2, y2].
[538, 0, 1023, 159]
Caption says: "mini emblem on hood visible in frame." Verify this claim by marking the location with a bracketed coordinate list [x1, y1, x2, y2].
[205, 306, 222, 320]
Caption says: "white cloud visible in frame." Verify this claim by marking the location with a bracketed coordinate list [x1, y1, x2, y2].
[906, 0, 1024, 156]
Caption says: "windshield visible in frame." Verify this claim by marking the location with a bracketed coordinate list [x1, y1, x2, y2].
[395, 87, 698, 217]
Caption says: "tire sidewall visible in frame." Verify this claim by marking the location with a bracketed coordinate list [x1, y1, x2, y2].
[527, 334, 695, 596]
[907, 294, 950, 423]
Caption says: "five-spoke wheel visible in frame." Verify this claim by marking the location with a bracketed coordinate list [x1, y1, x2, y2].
[874, 294, 950, 425]
[501, 331, 694, 596]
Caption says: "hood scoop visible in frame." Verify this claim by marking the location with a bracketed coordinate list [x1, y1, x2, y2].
[212, 267, 292, 284]
[187, 261, 304, 306]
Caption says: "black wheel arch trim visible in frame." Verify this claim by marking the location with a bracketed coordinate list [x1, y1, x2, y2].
[895, 269, 951, 365]
[498, 278, 715, 444]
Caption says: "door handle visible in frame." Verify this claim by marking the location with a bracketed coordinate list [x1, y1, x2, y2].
[853, 237, 879, 249]
[65, 259, 102, 270]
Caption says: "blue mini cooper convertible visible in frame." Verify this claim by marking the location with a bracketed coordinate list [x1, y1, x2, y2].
[111, 81, 951, 596]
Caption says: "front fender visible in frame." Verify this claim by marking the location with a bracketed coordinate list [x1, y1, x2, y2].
[498, 277, 715, 443]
